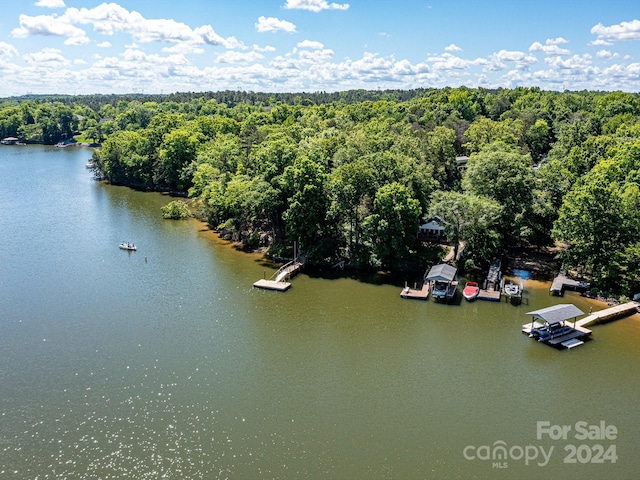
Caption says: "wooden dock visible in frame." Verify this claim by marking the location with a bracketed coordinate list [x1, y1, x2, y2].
[478, 257, 502, 301]
[574, 301, 640, 328]
[550, 272, 590, 296]
[478, 289, 501, 301]
[400, 283, 430, 300]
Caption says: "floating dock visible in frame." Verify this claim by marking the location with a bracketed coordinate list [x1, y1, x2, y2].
[253, 259, 304, 292]
[400, 282, 430, 300]
[253, 279, 292, 291]
[550, 272, 590, 296]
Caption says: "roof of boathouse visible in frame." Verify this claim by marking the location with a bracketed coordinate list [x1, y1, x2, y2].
[425, 263, 457, 282]
[526, 304, 585, 325]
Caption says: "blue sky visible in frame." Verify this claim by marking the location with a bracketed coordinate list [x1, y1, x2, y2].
[0, 0, 639, 96]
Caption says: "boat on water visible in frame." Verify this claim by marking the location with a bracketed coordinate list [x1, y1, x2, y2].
[503, 281, 520, 297]
[119, 242, 136, 251]
[462, 281, 480, 301]
[534, 323, 576, 342]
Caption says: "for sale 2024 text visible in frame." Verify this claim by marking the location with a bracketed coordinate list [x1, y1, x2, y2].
[537, 420, 618, 465]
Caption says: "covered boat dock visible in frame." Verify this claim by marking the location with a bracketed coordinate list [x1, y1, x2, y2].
[426, 264, 458, 302]
[522, 304, 591, 349]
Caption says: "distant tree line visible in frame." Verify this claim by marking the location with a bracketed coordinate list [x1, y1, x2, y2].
[2, 87, 639, 295]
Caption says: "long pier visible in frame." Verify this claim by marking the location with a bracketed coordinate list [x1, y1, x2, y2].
[574, 301, 640, 328]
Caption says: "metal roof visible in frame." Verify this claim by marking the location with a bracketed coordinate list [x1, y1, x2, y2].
[425, 263, 457, 282]
[419, 221, 445, 232]
[525, 304, 584, 325]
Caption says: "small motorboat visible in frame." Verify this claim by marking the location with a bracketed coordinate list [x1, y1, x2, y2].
[119, 242, 137, 251]
[503, 281, 520, 297]
[462, 281, 480, 301]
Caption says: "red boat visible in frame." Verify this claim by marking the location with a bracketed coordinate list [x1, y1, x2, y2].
[462, 281, 480, 301]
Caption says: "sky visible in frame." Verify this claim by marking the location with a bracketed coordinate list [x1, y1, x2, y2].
[0, 0, 639, 96]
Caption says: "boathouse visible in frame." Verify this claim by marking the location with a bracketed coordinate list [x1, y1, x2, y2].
[1, 136, 19, 145]
[522, 304, 591, 349]
[426, 263, 458, 302]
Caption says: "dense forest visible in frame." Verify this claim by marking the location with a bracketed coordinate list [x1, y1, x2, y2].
[2, 87, 639, 296]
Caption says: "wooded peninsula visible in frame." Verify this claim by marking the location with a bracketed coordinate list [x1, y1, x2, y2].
[1, 88, 639, 296]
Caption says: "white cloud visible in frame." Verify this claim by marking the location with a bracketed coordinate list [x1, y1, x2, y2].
[487, 50, 537, 72]
[544, 54, 594, 73]
[253, 44, 276, 52]
[0, 42, 19, 57]
[297, 40, 324, 49]
[283, 0, 349, 12]
[426, 52, 487, 71]
[602, 62, 640, 79]
[492, 50, 537, 63]
[12, 13, 90, 45]
[162, 44, 205, 55]
[298, 48, 334, 63]
[444, 44, 462, 52]
[216, 51, 264, 64]
[14, 4, 244, 51]
[96, 41, 111, 48]
[588, 38, 613, 47]
[545, 37, 568, 45]
[23, 47, 70, 66]
[591, 19, 640, 42]
[529, 40, 570, 55]
[255, 16, 297, 34]
[35, 0, 66, 8]
[596, 49, 619, 59]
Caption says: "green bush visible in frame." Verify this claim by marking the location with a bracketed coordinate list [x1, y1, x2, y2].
[161, 200, 191, 220]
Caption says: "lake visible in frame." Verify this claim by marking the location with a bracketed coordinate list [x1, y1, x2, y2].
[1, 145, 639, 479]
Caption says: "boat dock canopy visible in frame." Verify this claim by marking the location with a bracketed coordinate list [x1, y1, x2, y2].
[425, 264, 457, 282]
[526, 304, 584, 325]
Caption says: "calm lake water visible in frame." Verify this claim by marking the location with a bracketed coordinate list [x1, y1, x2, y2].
[1, 145, 639, 479]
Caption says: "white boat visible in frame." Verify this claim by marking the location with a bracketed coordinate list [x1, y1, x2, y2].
[503, 281, 520, 296]
[119, 242, 136, 251]
[462, 281, 480, 301]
